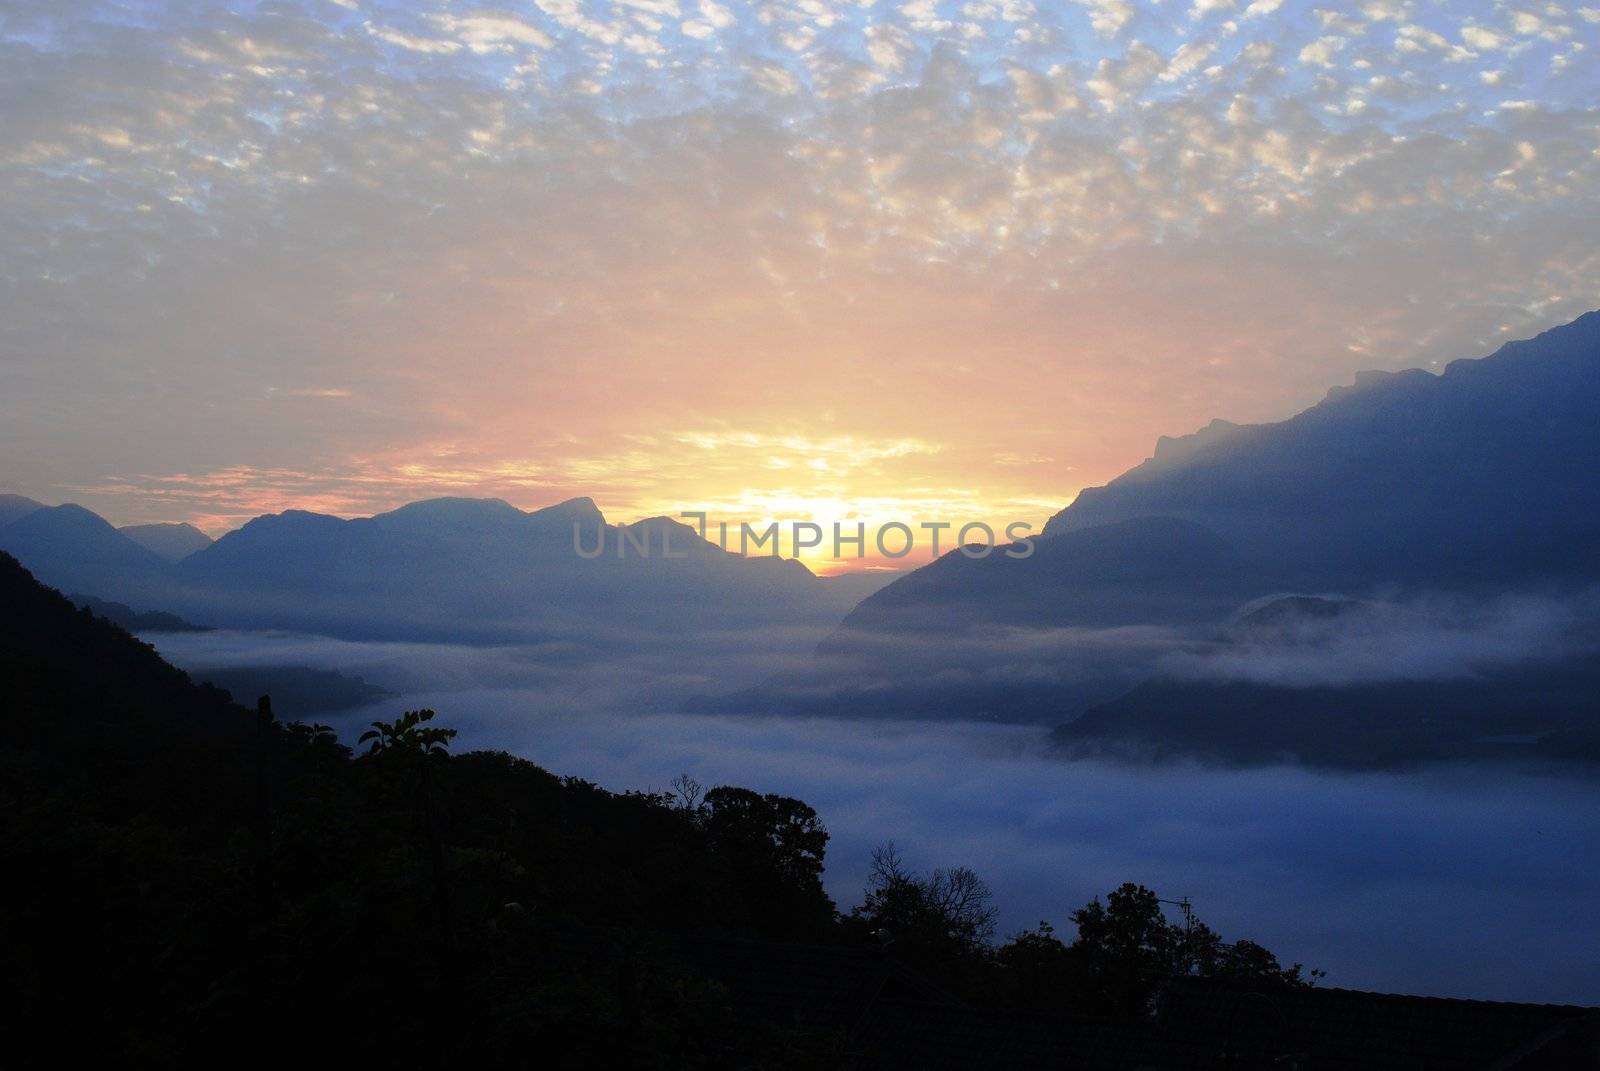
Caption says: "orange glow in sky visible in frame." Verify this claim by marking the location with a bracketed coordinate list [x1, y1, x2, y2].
[5, 1, 1597, 561]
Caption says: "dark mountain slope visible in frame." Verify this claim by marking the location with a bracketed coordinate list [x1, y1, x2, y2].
[0, 552, 841, 1060]
[1053, 660, 1600, 770]
[832, 516, 1247, 640]
[1045, 590, 1600, 769]
[1043, 310, 1600, 591]
[0, 551, 242, 741]
[0, 503, 171, 601]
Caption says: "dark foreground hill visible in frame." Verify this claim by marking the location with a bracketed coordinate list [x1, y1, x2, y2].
[8, 550, 1590, 1065]
[0, 550, 836, 1062]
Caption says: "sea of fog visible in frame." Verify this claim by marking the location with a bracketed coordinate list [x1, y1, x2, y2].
[150, 629, 1600, 1006]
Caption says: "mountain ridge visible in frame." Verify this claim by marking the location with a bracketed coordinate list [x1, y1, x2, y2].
[0, 492, 851, 647]
[759, 307, 1600, 737]
[118, 522, 214, 562]
[1035, 308, 1600, 591]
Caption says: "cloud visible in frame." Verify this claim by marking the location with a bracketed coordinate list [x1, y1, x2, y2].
[1072, 0, 1135, 37]
[1298, 35, 1346, 67]
[1160, 39, 1218, 82]
[1460, 23, 1508, 51]
[1160, 592, 1600, 687]
[745, 57, 803, 94]
[432, 13, 555, 53]
[364, 21, 463, 54]
[1086, 41, 1165, 108]
[865, 22, 916, 71]
[1190, 0, 1235, 20]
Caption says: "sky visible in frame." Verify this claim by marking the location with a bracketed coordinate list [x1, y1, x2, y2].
[3, 0, 1599, 570]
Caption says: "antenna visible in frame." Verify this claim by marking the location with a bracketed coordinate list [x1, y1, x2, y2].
[1158, 895, 1194, 933]
[1159, 895, 1198, 977]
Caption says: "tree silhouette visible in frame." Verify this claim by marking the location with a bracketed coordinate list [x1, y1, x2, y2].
[360, 708, 458, 937]
[1068, 883, 1183, 1015]
[1064, 882, 1317, 1017]
[699, 786, 832, 929]
[359, 708, 457, 758]
[856, 841, 998, 955]
[669, 772, 705, 811]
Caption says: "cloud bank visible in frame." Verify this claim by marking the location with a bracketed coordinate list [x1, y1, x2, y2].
[354, 686, 1600, 1005]
[1165, 590, 1600, 687]
[146, 624, 1600, 1003]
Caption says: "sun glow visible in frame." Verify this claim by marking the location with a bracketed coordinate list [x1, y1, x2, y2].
[68, 429, 1070, 575]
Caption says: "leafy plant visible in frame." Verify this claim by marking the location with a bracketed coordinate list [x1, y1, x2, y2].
[359, 708, 457, 758]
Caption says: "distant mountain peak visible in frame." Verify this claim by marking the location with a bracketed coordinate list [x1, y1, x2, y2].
[1150, 418, 1244, 467]
[538, 495, 601, 514]
[1319, 366, 1435, 407]
[0, 493, 45, 529]
[527, 496, 606, 528]
[240, 508, 342, 531]
[373, 496, 529, 533]
[119, 522, 214, 563]
[24, 502, 121, 532]
[0, 501, 169, 597]
[1227, 593, 1367, 636]
[386, 495, 519, 511]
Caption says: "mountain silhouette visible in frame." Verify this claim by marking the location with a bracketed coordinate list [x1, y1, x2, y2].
[0, 494, 853, 647]
[0, 503, 170, 599]
[118, 522, 214, 562]
[167, 496, 826, 638]
[70, 593, 210, 633]
[832, 516, 1246, 640]
[1042, 310, 1600, 590]
[1052, 656, 1600, 770]
[842, 311, 1600, 637]
[0, 493, 43, 528]
[762, 310, 1600, 740]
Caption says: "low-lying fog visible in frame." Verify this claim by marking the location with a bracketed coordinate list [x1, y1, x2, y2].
[150, 628, 1600, 1006]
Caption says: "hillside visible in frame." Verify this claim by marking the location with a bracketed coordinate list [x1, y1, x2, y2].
[2, 551, 1372, 1065]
